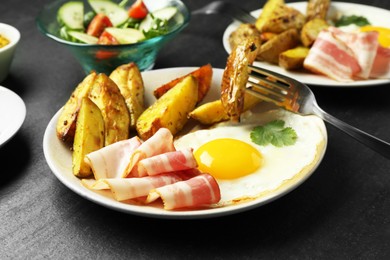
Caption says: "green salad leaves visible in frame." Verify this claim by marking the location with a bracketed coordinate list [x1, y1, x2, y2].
[250, 120, 297, 147]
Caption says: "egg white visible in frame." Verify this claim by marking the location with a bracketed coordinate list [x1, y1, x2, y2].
[174, 109, 327, 206]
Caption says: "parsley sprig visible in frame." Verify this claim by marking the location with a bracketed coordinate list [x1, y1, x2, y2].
[250, 120, 298, 147]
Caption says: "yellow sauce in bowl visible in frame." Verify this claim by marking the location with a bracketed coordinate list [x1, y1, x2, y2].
[0, 34, 10, 48]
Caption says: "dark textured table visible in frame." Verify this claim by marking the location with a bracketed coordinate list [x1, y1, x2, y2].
[1, 0, 390, 258]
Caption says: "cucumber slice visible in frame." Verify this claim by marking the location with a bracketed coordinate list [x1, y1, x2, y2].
[88, 0, 128, 27]
[105, 27, 145, 44]
[139, 6, 178, 32]
[68, 31, 99, 44]
[58, 1, 84, 30]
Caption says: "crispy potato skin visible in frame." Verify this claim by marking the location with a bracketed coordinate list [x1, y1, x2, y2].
[221, 40, 259, 121]
[56, 72, 97, 145]
[279, 46, 310, 70]
[72, 98, 104, 178]
[229, 24, 262, 51]
[257, 28, 300, 64]
[190, 92, 262, 125]
[136, 75, 198, 140]
[153, 64, 213, 104]
[109, 62, 145, 129]
[89, 73, 130, 146]
[300, 18, 329, 47]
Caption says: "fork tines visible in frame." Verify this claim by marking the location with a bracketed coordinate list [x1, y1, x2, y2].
[246, 65, 298, 111]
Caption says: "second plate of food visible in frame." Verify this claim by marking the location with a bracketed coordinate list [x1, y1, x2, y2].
[223, 2, 390, 87]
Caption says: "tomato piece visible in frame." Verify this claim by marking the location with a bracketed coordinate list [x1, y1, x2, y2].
[98, 31, 119, 45]
[128, 0, 148, 19]
[95, 50, 118, 59]
[87, 13, 113, 37]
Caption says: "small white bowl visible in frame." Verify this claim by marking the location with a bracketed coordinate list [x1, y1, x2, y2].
[0, 23, 20, 83]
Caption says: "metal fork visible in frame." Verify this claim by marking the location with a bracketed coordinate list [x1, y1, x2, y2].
[246, 65, 390, 159]
[192, 1, 257, 24]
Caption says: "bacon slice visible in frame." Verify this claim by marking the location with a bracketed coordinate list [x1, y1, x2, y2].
[146, 174, 221, 210]
[136, 148, 198, 176]
[124, 128, 176, 177]
[328, 27, 379, 79]
[304, 28, 361, 82]
[370, 46, 390, 79]
[82, 171, 195, 201]
[85, 136, 142, 180]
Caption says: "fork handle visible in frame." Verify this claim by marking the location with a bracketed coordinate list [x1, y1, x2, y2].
[313, 106, 390, 159]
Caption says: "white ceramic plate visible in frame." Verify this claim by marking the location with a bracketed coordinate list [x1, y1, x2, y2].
[223, 2, 390, 87]
[43, 67, 327, 219]
[0, 86, 26, 147]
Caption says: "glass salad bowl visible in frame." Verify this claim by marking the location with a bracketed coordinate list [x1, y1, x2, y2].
[36, 0, 190, 74]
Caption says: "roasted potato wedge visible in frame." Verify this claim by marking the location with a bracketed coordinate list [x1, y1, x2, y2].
[109, 62, 145, 129]
[221, 40, 259, 121]
[88, 73, 130, 146]
[56, 72, 97, 145]
[256, 0, 305, 33]
[306, 0, 330, 21]
[136, 75, 198, 140]
[72, 97, 104, 178]
[153, 64, 212, 104]
[279, 46, 310, 70]
[300, 18, 329, 47]
[257, 28, 300, 64]
[189, 93, 262, 125]
[255, 0, 285, 32]
[229, 23, 262, 51]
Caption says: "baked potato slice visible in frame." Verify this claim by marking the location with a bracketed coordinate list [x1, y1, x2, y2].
[89, 73, 130, 146]
[136, 75, 198, 140]
[109, 62, 145, 129]
[279, 46, 310, 70]
[257, 28, 300, 64]
[229, 23, 262, 51]
[72, 97, 104, 178]
[255, 0, 285, 32]
[56, 72, 97, 145]
[256, 0, 305, 33]
[306, 0, 330, 21]
[189, 92, 262, 125]
[153, 64, 212, 104]
[300, 18, 329, 47]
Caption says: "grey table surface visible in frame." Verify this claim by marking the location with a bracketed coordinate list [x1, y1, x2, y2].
[1, 0, 390, 259]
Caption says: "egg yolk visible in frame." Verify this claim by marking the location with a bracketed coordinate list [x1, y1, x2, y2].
[194, 138, 263, 180]
[360, 26, 390, 48]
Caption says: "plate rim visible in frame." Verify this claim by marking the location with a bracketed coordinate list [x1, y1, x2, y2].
[222, 1, 390, 87]
[0, 86, 26, 147]
[43, 67, 328, 219]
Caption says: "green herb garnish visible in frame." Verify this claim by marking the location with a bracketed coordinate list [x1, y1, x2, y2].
[335, 15, 370, 27]
[250, 120, 298, 147]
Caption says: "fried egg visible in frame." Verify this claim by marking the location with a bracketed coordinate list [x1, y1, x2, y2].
[174, 109, 327, 206]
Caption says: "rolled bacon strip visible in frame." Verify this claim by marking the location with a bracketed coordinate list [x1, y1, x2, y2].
[81, 169, 200, 201]
[136, 148, 198, 176]
[146, 174, 221, 210]
[328, 27, 379, 79]
[124, 128, 176, 177]
[304, 28, 361, 82]
[85, 136, 142, 180]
